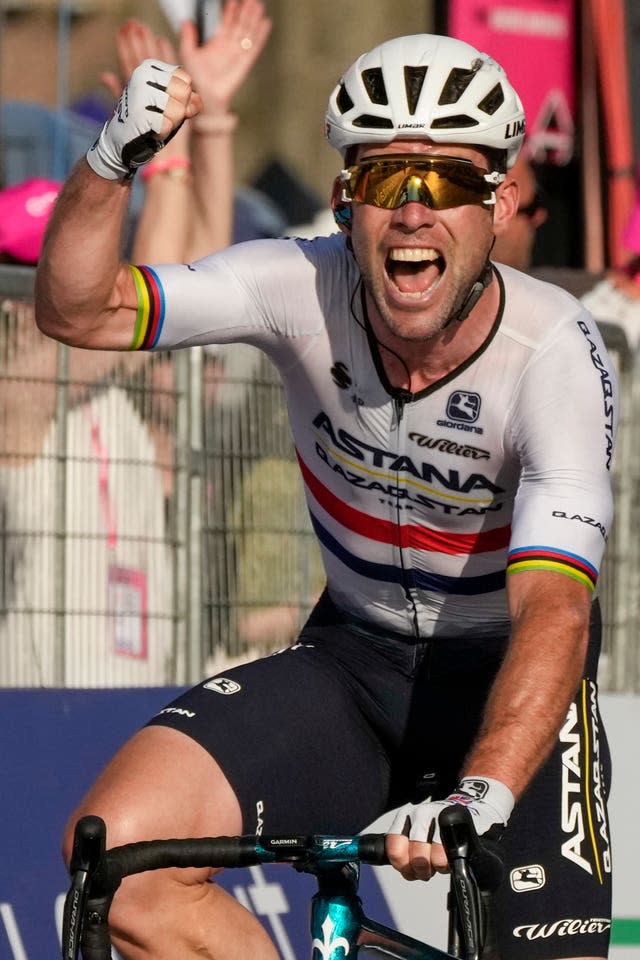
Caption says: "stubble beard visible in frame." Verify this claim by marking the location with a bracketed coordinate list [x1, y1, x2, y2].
[361, 258, 476, 344]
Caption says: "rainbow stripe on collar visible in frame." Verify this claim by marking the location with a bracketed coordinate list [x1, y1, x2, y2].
[507, 546, 597, 591]
[129, 265, 165, 349]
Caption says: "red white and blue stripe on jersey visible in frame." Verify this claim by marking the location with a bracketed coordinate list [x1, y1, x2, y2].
[298, 451, 597, 595]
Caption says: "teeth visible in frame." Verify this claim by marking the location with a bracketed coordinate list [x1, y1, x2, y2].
[389, 248, 440, 262]
[402, 289, 430, 299]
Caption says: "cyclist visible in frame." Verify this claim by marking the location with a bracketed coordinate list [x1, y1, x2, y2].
[36, 33, 615, 960]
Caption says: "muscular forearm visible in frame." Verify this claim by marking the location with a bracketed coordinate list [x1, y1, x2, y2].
[462, 574, 591, 800]
[35, 160, 136, 349]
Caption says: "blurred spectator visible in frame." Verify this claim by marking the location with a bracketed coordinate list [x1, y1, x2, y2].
[0, 178, 61, 266]
[102, 2, 275, 262]
[493, 149, 640, 354]
[102, 5, 320, 659]
[491, 151, 548, 272]
[578, 166, 640, 349]
[0, 178, 170, 688]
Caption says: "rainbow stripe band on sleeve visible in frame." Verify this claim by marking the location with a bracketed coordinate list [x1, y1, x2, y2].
[129, 264, 165, 349]
[507, 546, 597, 592]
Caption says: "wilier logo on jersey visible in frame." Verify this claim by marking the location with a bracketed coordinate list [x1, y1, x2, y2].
[510, 864, 546, 892]
[204, 677, 242, 695]
[331, 362, 352, 390]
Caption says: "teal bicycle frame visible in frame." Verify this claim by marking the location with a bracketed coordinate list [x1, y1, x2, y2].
[62, 807, 501, 960]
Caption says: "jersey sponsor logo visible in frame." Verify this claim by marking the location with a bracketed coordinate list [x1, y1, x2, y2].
[577, 320, 615, 470]
[437, 390, 484, 433]
[445, 391, 481, 424]
[315, 443, 504, 511]
[313, 412, 503, 497]
[560, 701, 589, 872]
[510, 864, 546, 892]
[513, 917, 610, 940]
[559, 682, 611, 880]
[408, 432, 490, 460]
[552, 510, 607, 540]
[588, 683, 612, 875]
[331, 361, 352, 389]
[316, 442, 505, 515]
[156, 706, 196, 718]
[204, 677, 242, 695]
[256, 800, 265, 835]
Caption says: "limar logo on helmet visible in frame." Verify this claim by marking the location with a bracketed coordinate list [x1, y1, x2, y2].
[506, 119, 526, 139]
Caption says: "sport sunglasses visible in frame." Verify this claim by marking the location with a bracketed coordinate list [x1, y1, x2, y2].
[340, 155, 506, 211]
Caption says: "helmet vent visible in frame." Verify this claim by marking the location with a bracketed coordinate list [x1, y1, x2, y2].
[361, 68, 388, 105]
[352, 114, 394, 130]
[431, 114, 479, 130]
[336, 84, 355, 115]
[478, 83, 505, 116]
[438, 67, 477, 105]
[404, 66, 428, 114]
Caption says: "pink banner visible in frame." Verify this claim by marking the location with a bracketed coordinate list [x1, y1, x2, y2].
[447, 0, 576, 164]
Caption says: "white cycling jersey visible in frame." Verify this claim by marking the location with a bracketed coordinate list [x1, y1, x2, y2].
[131, 234, 617, 638]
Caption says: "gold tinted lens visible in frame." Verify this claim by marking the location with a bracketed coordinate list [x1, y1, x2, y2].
[345, 158, 492, 209]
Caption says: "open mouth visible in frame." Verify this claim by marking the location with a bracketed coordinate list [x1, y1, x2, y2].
[386, 247, 445, 298]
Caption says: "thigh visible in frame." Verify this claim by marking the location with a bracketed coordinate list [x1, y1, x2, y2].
[494, 678, 612, 960]
[62, 724, 243, 887]
[147, 640, 394, 834]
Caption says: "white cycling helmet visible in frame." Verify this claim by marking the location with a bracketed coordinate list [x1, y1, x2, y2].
[326, 34, 525, 169]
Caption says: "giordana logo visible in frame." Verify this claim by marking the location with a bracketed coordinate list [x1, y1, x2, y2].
[513, 918, 610, 940]
[457, 777, 490, 801]
[446, 391, 481, 423]
[510, 864, 546, 892]
[204, 677, 242, 695]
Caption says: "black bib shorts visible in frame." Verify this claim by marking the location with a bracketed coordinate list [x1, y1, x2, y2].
[148, 592, 612, 960]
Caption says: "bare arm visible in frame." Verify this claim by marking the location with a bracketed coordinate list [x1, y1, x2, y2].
[34, 163, 137, 349]
[34, 65, 200, 348]
[462, 569, 591, 796]
[386, 570, 591, 878]
[179, 1, 271, 260]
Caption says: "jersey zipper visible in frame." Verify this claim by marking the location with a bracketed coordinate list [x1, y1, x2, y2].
[391, 389, 422, 640]
[393, 389, 413, 425]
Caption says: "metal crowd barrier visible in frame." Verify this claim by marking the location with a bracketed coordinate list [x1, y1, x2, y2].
[0, 264, 638, 690]
[0, 265, 320, 687]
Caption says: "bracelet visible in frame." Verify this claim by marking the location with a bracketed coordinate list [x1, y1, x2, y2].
[192, 113, 238, 135]
[141, 156, 192, 181]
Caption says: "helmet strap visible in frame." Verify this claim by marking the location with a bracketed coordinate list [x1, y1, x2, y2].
[446, 261, 494, 326]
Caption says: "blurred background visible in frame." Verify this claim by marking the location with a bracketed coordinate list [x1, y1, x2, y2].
[2, 4, 640, 956]
[1, 0, 639, 265]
